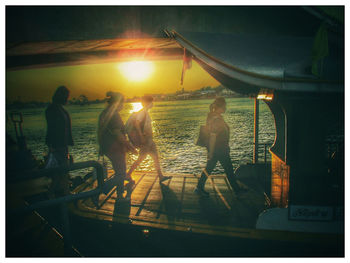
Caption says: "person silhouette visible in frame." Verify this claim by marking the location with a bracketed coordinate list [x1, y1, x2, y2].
[126, 95, 171, 188]
[98, 91, 136, 201]
[195, 97, 246, 197]
[45, 85, 73, 197]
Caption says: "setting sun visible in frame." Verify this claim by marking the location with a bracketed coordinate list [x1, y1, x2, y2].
[118, 61, 154, 82]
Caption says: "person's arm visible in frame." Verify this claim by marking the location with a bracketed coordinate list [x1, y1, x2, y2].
[110, 128, 137, 154]
[135, 111, 146, 144]
[109, 113, 137, 154]
[45, 106, 61, 150]
[208, 132, 216, 160]
[207, 117, 224, 159]
[134, 119, 146, 145]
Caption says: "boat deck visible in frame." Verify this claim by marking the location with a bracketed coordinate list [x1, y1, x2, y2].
[71, 170, 267, 239]
[8, 169, 343, 256]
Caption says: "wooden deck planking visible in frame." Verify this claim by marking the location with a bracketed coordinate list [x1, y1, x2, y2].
[73, 170, 267, 233]
[70, 173, 343, 247]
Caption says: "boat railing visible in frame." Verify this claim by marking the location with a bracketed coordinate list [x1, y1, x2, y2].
[254, 141, 274, 164]
[8, 160, 105, 255]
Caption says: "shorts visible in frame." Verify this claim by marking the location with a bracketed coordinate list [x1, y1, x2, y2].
[139, 139, 157, 155]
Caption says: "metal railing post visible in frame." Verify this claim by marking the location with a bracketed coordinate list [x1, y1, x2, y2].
[61, 203, 72, 253]
[253, 98, 259, 164]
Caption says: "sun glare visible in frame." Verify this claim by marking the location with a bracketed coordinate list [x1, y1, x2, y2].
[129, 102, 143, 113]
[118, 61, 154, 82]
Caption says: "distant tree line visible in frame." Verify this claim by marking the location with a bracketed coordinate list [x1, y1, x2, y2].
[69, 94, 90, 106]
[6, 94, 103, 110]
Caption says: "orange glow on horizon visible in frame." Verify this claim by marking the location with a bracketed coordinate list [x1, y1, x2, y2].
[6, 60, 220, 102]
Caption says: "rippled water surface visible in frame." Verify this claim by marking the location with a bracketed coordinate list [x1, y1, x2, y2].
[7, 98, 275, 176]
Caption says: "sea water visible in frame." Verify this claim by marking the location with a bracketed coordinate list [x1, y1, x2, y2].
[6, 98, 275, 177]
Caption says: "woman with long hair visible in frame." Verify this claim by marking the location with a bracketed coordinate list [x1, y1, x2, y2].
[195, 97, 246, 197]
[98, 91, 136, 201]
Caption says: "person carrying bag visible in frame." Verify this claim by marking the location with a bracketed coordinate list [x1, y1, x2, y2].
[125, 95, 171, 187]
[195, 97, 247, 197]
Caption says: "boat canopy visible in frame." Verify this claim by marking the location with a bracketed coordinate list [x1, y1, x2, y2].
[6, 38, 183, 70]
[6, 6, 344, 95]
[171, 30, 344, 94]
[7, 24, 344, 95]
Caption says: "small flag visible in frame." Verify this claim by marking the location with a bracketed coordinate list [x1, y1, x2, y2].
[180, 48, 192, 86]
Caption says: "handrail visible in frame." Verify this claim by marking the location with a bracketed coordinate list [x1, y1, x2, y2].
[11, 188, 101, 214]
[8, 160, 104, 187]
[9, 160, 104, 214]
[8, 160, 105, 256]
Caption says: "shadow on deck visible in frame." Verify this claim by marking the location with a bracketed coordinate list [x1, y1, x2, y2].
[73, 171, 267, 233]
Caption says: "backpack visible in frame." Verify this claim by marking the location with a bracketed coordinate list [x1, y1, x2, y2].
[125, 111, 147, 147]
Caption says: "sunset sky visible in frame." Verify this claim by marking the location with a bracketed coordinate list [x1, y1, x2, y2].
[6, 59, 219, 102]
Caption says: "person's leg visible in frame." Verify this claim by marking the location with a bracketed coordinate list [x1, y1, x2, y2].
[106, 150, 127, 198]
[51, 148, 70, 197]
[126, 149, 147, 179]
[148, 141, 171, 182]
[148, 141, 162, 176]
[196, 154, 218, 190]
[218, 150, 242, 192]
